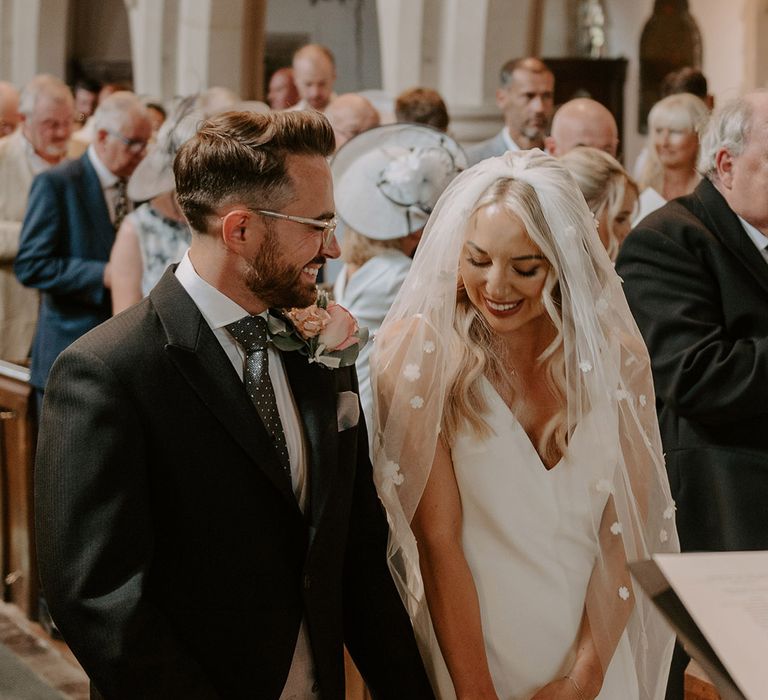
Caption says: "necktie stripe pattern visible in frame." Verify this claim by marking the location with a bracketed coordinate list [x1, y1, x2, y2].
[226, 316, 291, 475]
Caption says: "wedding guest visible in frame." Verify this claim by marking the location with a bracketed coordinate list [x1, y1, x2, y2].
[395, 87, 449, 132]
[466, 57, 554, 165]
[562, 146, 638, 259]
[617, 90, 768, 700]
[110, 98, 197, 314]
[332, 123, 465, 431]
[267, 67, 299, 110]
[373, 149, 678, 700]
[638, 94, 707, 201]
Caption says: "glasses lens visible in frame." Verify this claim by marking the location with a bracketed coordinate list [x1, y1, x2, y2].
[323, 221, 336, 247]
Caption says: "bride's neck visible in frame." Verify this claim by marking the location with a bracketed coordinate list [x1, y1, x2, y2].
[494, 316, 557, 376]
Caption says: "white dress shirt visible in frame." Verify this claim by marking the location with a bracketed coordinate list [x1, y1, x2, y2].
[739, 215, 768, 265]
[501, 127, 522, 153]
[175, 252, 318, 699]
[87, 145, 129, 225]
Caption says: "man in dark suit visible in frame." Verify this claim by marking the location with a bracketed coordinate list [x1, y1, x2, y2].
[616, 90, 768, 699]
[14, 91, 151, 413]
[35, 110, 434, 699]
[465, 57, 554, 167]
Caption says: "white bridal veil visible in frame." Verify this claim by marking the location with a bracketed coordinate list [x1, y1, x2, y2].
[370, 150, 678, 700]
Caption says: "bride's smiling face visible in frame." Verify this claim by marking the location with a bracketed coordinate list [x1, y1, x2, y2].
[460, 203, 551, 337]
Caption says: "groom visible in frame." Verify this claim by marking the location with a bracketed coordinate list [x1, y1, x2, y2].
[35, 110, 434, 699]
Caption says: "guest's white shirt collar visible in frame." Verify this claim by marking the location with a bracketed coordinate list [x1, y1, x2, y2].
[175, 251, 266, 328]
[21, 134, 55, 176]
[739, 215, 768, 260]
[501, 127, 521, 153]
[87, 144, 119, 189]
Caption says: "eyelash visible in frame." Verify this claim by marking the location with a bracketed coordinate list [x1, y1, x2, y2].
[466, 258, 540, 277]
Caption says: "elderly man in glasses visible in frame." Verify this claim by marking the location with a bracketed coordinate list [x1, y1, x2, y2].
[15, 91, 151, 414]
[33, 109, 434, 700]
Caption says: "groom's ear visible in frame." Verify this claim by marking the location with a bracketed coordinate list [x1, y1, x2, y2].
[220, 208, 257, 254]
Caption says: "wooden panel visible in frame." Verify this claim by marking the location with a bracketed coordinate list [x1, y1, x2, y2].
[0, 361, 37, 618]
[685, 659, 721, 700]
[543, 57, 628, 161]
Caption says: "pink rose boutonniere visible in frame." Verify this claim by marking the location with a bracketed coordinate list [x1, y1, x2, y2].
[268, 290, 368, 369]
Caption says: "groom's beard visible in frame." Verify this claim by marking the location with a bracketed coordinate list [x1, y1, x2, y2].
[244, 229, 322, 309]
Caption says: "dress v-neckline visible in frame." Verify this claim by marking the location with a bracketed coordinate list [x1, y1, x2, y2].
[481, 376, 568, 473]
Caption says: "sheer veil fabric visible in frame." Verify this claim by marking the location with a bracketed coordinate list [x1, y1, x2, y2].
[370, 150, 678, 699]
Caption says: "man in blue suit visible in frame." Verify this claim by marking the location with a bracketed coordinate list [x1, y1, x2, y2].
[15, 91, 151, 413]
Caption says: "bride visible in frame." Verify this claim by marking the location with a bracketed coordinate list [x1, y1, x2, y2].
[370, 150, 678, 700]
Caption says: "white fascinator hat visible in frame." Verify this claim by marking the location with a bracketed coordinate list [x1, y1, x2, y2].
[331, 123, 467, 240]
[127, 95, 203, 202]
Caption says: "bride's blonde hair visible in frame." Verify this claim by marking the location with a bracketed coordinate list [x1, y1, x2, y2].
[442, 177, 568, 465]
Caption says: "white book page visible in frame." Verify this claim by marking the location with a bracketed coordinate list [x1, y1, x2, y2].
[654, 551, 768, 700]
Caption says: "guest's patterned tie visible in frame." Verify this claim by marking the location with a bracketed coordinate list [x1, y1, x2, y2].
[113, 178, 128, 230]
[226, 316, 291, 475]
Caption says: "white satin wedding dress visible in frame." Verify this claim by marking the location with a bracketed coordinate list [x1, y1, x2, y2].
[425, 378, 639, 700]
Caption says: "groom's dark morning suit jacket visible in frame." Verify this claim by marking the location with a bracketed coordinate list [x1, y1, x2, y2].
[616, 178, 768, 553]
[35, 268, 433, 699]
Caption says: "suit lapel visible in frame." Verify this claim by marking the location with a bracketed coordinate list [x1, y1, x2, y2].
[149, 269, 300, 513]
[693, 178, 768, 297]
[281, 348, 339, 537]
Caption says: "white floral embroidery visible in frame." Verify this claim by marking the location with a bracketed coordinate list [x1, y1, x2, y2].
[610, 521, 623, 535]
[410, 395, 424, 409]
[596, 297, 609, 314]
[615, 389, 630, 401]
[624, 356, 636, 366]
[660, 529, 669, 543]
[663, 504, 676, 520]
[423, 340, 435, 354]
[579, 361, 593, 373]
[381, 460, 405, 486]
[595, 479, 613, 494]
[618, 586, 630, 601]
[639, 394, 647, 407]
[403, 364, 421, 382]
[563, 225, 577, 238]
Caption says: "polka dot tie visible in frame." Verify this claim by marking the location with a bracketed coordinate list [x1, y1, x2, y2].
[226, 316, 291, 475]
[113, 178, 128, 230]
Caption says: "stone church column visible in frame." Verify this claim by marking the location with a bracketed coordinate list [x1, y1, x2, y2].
[6, 0, 69, 85]
[375, 0, 425, 96]
[124, 0, 166, 98]
[176, 0, 244, 96]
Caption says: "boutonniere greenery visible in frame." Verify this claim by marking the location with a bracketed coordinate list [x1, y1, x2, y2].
[267, 290, 368, 370]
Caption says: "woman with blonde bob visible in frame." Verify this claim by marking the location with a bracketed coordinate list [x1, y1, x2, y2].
[371, 150, 678, 700]
[562, 146, 639, 260]
[640, 93, 708, 201]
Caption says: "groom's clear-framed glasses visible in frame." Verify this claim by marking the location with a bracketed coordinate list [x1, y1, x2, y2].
[254, 209, 338, 248]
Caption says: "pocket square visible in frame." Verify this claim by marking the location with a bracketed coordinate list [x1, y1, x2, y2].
[337, 391, 360, 431]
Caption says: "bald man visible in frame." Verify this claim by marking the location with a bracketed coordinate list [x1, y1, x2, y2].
[291, 44, 337, 113]
[325, 93, 380, 151]
[545, 97, 619, 157]
[466, 57, 554, 166]
[0, 81, 21, 137]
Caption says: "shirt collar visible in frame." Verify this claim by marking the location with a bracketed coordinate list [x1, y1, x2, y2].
[175, 251, 267, 330]
[738, 215, 768, 254]
[21, 134, 55, 176]
[87, 144, 120, 189]
[501, 127, 521, 153]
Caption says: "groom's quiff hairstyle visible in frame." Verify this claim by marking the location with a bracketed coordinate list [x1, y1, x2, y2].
[174, 109, 335, 234]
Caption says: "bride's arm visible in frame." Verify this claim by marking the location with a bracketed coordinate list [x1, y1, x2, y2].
[531, 494, 633, 700]
[411, 436, 499, 700]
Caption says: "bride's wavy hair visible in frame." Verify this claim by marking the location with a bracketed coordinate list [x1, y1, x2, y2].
[443, 177, 568, 464]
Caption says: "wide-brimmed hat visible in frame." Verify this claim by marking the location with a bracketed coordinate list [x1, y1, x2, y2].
[331, 123, 466, 240]
[128, 96, 203, 202]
